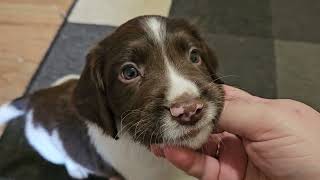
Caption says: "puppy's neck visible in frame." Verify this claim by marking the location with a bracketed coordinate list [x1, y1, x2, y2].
[85, 121, 194, 180]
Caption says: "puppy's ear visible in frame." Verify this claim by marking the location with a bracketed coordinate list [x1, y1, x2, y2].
[73, 45, 117, 138]
[202, 43, 224, 84]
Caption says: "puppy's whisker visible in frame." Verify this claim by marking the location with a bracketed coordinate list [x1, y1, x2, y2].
[197, 80, 222, 93]
[117, 108, 148, 137]
[150, 119, 161, 145]
[116, 120, 136, 137]
[212, 74, 239, 82]
[120, 108, 143, 120]
[142, 96, 164, 101]
[118, 120, 140, 137]
[117, 114, 146, 138]
[160, 125, 174, 144]
[127, 123, 148, 140]
[199, 74, 239, 89]
[149, 128, 157, 146]
[133, 118, 148, 138]
[154, 129, 163, 145]
[117, 119, 137, 135]
[141, 122, 153, 144]
[118, 109, 142, 135]
[135, 119, 152, 142]
[136, 119, 151, 137]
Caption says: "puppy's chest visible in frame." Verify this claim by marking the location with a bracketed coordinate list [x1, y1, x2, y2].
[87, 123, 196, 180]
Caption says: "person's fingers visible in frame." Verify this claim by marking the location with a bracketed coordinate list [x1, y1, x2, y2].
[200, 134, 222, 157]
[223, 85, 253, 100]
[151, 134, 222, 158]
[244, 162, 268, 180]
[219, 85, 283, 140]
[218, 132, 247, 180]
[164, 146, 220, 179]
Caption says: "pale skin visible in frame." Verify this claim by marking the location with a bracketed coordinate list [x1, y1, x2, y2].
[151, 85, 320, 180]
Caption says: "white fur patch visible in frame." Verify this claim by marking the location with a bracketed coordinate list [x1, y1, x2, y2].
[0, 103, 24, 124]
[51, 74, 80, 87]
[25, 111, 90, 179]
[165, 62, 200, 102]
[145, 17, 165, 44]
[86, 122, 196, 180]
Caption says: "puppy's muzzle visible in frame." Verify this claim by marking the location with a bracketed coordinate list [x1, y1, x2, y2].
[169, 97, 204, 126]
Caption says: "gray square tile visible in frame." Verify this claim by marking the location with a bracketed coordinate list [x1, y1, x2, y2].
[275, 40, 320, 111]
[170, 0, 273, 38]
[271, 0, 320, 43]
[205, 34, 277, 98]
[27, 23, 116, 92]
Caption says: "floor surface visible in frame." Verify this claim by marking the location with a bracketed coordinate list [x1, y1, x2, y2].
[0, 0, 319, 179]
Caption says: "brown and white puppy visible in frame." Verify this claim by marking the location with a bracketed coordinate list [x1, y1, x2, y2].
[0, 15, 224, 180]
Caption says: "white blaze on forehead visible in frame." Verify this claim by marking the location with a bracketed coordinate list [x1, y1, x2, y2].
[144, 17, 200, 102]
[165, 61, 200, 102]
[145, 17, 165, 43]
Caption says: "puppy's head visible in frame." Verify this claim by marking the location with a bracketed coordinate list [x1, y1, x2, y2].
[75, 16, 224, 149]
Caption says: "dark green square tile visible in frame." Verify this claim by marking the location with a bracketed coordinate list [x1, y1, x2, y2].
[275, 40, 320, 111]
[205, 34, 277, 98]
[170, 0, 273, 38]
[271, 0, 320, 43]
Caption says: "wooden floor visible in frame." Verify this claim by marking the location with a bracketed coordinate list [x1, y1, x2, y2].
[0, 0, 74, 136]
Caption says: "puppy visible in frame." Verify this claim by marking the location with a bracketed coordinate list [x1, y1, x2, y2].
[0, 15, 224, 180]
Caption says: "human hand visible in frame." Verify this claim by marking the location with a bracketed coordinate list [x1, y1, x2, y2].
[152, 85, 320, 180]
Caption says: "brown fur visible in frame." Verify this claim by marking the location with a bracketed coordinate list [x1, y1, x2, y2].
[30, 80, 120, 177]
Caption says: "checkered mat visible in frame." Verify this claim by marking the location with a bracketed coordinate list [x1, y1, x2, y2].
[1, 0, 319, 179]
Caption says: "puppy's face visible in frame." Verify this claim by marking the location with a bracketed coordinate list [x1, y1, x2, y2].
[93, 16, 224, 149]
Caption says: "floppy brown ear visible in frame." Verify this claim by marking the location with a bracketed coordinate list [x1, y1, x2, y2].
[73, 46, 117, 137]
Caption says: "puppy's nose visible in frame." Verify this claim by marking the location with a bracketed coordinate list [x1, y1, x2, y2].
[170, 99, 204, 125]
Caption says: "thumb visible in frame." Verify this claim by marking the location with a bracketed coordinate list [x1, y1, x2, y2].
[164, 147, 219, 179]
[219, 85, 282, 141]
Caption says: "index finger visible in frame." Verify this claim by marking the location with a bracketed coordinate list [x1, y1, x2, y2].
[219, 85, 280, 140]
[164, 146, 220, 179]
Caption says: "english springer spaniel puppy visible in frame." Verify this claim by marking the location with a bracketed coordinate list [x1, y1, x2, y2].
[0, 15, 224, 180]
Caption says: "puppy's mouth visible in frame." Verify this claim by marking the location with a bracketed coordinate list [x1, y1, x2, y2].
[149, 125, 213, 156]
[130, 100, 219, 151]
[148, 120, 213, 151]
[158, 102, 216, 148]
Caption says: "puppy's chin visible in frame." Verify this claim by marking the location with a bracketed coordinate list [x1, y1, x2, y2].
[164, 125, 213, 149]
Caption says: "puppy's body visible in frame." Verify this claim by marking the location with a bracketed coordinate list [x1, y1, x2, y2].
[0, 76, 192, 179]
[0, 77, 118, 179]
[0, 15, 224, 179]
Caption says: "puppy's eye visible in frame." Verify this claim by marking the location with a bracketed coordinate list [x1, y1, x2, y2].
[189, 49, 201, 64]
[121, 64, 139, 80]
